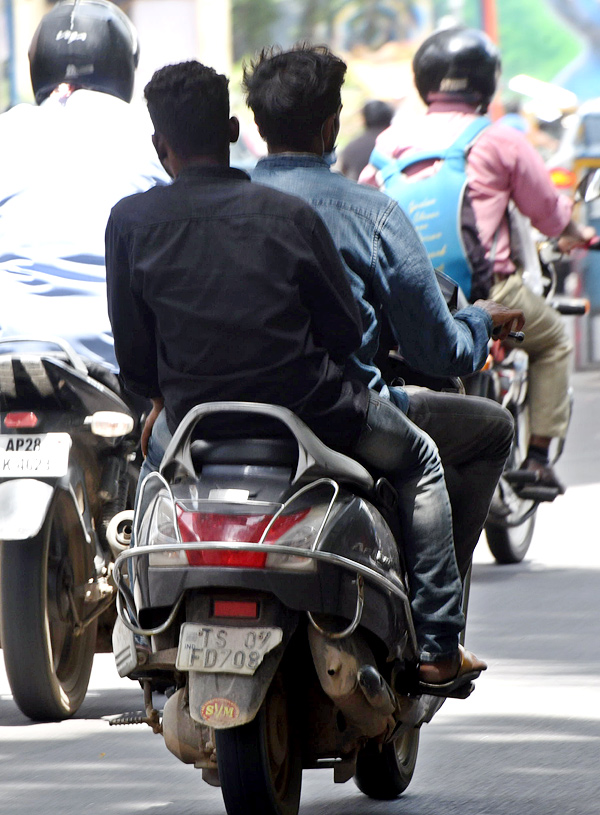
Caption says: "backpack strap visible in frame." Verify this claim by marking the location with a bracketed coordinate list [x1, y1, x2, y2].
[370, 117, 491, 179]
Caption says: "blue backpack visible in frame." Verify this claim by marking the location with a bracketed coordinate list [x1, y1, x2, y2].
[370, 117, 491, 300]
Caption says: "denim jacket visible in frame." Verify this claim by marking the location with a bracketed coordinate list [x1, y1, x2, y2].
[252, 154, 492, 412]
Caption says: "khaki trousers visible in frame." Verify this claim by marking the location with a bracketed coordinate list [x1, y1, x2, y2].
[490, 271, 572, 439]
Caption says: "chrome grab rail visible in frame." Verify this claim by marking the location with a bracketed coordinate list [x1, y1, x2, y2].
[112, 539, 415, 645]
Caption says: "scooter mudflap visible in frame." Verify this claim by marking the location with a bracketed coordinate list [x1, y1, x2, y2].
[112, 616, 138, 678]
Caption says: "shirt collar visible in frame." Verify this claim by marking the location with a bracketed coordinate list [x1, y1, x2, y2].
[177, 164, 250, 182]
[255, 153, 331, 171]
[426, 98, 480, 115]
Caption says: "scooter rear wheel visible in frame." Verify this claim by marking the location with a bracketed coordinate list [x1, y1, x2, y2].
[215, 673, 302, 815]
[0, 491, 97, 721]
[354, 726, 420, 799]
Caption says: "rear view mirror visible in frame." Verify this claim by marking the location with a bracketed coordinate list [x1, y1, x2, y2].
[574, 169, 600, 204]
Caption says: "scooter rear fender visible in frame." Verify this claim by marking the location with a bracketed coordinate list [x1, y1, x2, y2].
[188, 643, 286, 729]
[186, 595, 299, 729]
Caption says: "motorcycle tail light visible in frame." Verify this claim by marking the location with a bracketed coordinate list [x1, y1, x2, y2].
[3, 412, 38, 429]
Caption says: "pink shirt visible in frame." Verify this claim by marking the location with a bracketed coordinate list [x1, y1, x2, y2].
[359, 101, 573, 276]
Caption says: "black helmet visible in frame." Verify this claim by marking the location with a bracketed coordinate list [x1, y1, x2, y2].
[413, 27, 500, 112]
[29, 0, 139, 105]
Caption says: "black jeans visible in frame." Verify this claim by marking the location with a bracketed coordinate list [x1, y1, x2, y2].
[353, 391, 465, 662]
[404, 389, 514, 577]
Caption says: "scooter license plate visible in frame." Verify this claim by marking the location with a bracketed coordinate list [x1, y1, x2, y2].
[0, 433, 71, 478]
[176, 623, 284, 675]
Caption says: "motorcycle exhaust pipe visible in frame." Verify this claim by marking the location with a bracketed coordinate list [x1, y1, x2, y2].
[106, 509, 134, 558]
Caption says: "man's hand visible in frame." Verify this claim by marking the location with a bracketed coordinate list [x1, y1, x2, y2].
[557, 222, 596, 254]
[473, 299, 525, 341]
[141, 396, 164, 458]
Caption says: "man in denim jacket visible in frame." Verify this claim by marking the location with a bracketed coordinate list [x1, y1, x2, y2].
[245, 45, 522, 579]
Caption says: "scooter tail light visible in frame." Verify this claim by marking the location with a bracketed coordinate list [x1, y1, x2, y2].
[3, 412, 39, 429]
[178, 508, 312, 568]
[145, 497, 329, 571]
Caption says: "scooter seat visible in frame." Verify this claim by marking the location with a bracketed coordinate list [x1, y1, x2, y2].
[190, 437, 299, 468]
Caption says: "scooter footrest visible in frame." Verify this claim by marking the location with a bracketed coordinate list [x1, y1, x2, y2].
[516, 485, 560, 502]
[107, 711, 149, 726]
[503, 469, 538, 485]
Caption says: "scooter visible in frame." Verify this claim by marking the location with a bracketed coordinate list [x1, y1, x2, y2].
[0, 337, 140, 721]
[110, 401, 458, 815]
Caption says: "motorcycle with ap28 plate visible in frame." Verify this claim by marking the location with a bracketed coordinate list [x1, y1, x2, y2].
[0, 337, 141, 721]
[109, 401, 462, 815]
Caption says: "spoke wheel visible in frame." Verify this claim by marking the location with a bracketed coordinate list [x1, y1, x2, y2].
[0, 491, 97, 721]
[215, 674, 302, 815]
[354, 726, 420, 799]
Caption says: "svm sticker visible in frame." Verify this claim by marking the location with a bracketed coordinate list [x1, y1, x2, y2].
[200, 697, 240, 724]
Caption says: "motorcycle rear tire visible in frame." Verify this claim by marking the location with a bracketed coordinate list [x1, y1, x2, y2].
[485, 513, 536, 564]
[215, 674, 302, 815]
[354, 726, 420, 799]
[0, 490, 97, 721]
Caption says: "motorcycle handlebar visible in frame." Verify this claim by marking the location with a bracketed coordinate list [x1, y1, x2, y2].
[551, 296, 590, 316]
[492, 327, 525, 343]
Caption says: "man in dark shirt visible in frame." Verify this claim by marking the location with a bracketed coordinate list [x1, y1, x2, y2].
[105, 60, 486, 692]
[339, 99, 394, 181]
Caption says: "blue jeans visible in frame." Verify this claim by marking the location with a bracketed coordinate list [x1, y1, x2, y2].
[137, 397, 464, 662]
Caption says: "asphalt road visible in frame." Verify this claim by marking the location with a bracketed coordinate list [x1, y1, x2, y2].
[1, 371, 599, 815]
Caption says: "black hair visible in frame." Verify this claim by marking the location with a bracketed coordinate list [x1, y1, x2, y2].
[242, 45, 347, 150]
[362, 100, 394, 129]
[144, 61, 230, 158]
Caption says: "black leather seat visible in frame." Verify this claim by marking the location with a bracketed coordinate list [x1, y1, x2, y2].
[191, 437, 299, 468]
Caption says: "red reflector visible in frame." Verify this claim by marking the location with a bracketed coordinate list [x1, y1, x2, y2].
[4, 412, 38, 429]
[177, 508, 310, 568]
[213, 600, 259, 618]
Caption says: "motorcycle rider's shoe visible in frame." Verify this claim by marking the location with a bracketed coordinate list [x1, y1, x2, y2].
[519, 457, 566, 495]
[417, 646, 487, 699]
